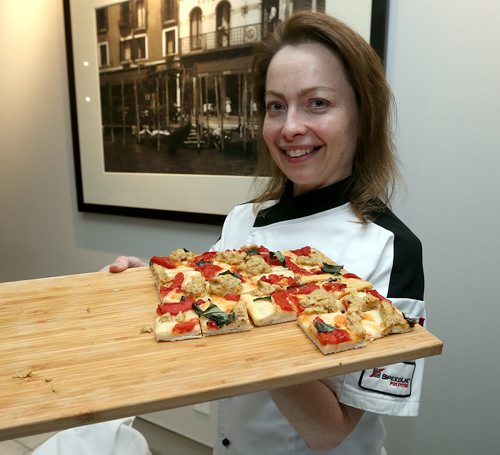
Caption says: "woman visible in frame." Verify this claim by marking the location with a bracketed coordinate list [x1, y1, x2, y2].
[108, 11, 425, 454]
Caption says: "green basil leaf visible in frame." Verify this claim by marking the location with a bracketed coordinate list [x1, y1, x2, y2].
[321, 263, 343, 274]
[245, 248, 260, 256]
[271, 250, 285, 266]
[403, 313, 418, 327]
[192, 302, 204, 316]
[253, 296, 272, 301]
[219, 270, 242, 280]
[196, 260, 212, 267]
[198, 303, 236, 327]
[314, 318, 337, 333]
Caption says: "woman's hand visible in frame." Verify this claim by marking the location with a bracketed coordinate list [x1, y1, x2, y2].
[100, 256, 147, 273]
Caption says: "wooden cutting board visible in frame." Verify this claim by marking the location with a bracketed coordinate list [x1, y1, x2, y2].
[0, 268, 443, 441]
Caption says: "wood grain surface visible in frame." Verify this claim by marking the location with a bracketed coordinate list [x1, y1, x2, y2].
[0, 267, 443, 441]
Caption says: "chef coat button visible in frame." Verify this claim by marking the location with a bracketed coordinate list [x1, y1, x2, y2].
[222, 438, 231, 447]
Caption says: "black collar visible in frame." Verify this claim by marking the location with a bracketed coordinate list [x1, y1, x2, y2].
[254, 177, 353, 227]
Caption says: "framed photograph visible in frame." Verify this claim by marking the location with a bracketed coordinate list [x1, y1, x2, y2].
[63, 0, 388, 225]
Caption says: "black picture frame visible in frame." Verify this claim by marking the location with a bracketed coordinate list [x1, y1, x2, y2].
[63, 0, 389, 225]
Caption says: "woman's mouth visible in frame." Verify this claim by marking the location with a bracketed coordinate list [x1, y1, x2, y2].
[283, 146, 321, 158]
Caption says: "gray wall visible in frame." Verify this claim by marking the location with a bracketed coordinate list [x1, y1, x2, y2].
[1, 1, 499, 453]
[384, 2, 500, 453]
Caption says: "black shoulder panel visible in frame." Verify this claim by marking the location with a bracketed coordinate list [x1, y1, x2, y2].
[373, 209, 425, 301]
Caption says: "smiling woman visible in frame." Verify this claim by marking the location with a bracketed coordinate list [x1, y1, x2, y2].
[103, 10, 426, 455]
[206, 11, 426, 454]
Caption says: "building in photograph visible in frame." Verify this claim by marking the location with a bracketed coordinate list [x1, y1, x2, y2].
[96, 0, 325, 150]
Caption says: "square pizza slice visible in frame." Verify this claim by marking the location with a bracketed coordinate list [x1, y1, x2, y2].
[241, 289, 301, 326]
[191, 272, 253, 336]
[297, 309, 367, 354]
[154, 296, 204, 341]
[338, 290, 415, 341]
[193, 295, 253, 336]
[150, 255, 207, 342]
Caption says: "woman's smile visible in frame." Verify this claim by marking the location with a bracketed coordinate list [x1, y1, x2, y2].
[282, 145, 322, 159]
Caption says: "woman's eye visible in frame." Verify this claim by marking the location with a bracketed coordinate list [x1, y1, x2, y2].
[311, 99, 328, 109]
[266, 101, 284, 112]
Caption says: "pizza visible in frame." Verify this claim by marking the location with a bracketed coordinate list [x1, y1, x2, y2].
[149, 245, 417, 354]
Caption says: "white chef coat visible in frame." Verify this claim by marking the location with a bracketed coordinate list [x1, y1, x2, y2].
[211, 178, 426, 454]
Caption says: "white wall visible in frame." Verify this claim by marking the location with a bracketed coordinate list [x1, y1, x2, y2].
[384, 1, 500, 453]
[1, 1, 499, 453]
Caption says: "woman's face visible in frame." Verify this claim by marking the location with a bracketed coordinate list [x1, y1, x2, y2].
[263, 42, 359, 195]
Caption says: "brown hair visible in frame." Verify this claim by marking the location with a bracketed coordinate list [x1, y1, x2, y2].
[251, 10, 398, 223]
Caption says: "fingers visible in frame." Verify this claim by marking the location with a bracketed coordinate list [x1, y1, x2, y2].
[108, 256, 130, 273]
[102, 256, 147, 273]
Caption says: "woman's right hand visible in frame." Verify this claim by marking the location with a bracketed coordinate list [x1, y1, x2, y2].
[100, 256, 147, 273]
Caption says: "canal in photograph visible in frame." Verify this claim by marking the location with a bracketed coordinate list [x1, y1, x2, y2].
[103, 134, 258, 176]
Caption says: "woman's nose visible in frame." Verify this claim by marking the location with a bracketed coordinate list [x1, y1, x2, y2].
[281, 109, 307, 140]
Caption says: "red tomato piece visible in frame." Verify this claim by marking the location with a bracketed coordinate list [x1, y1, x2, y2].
[317, 329, 352, 345]
[172, 319, 198, 334]
[197, 263, 223, 280]
[246, 245, 271, 264]
[157, 298, 194, 316]
[290, 246, 311, 256]
[270, 256, 284, 266]
[271, 290, 295, 312]
[287, 283, 319, 295]
[343, 272, 362, 279]
[192, 252, 217, 263]
[150, 256, 177, 269]
[322, 282, 347, 292]
[260, 274, 296, 286]
[285, 257, 313, 275]
[367, 289, 391, 302]
[224, 293, 240, 301]
[207, 320, 219, 330]
[159, 272, 184, 296]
